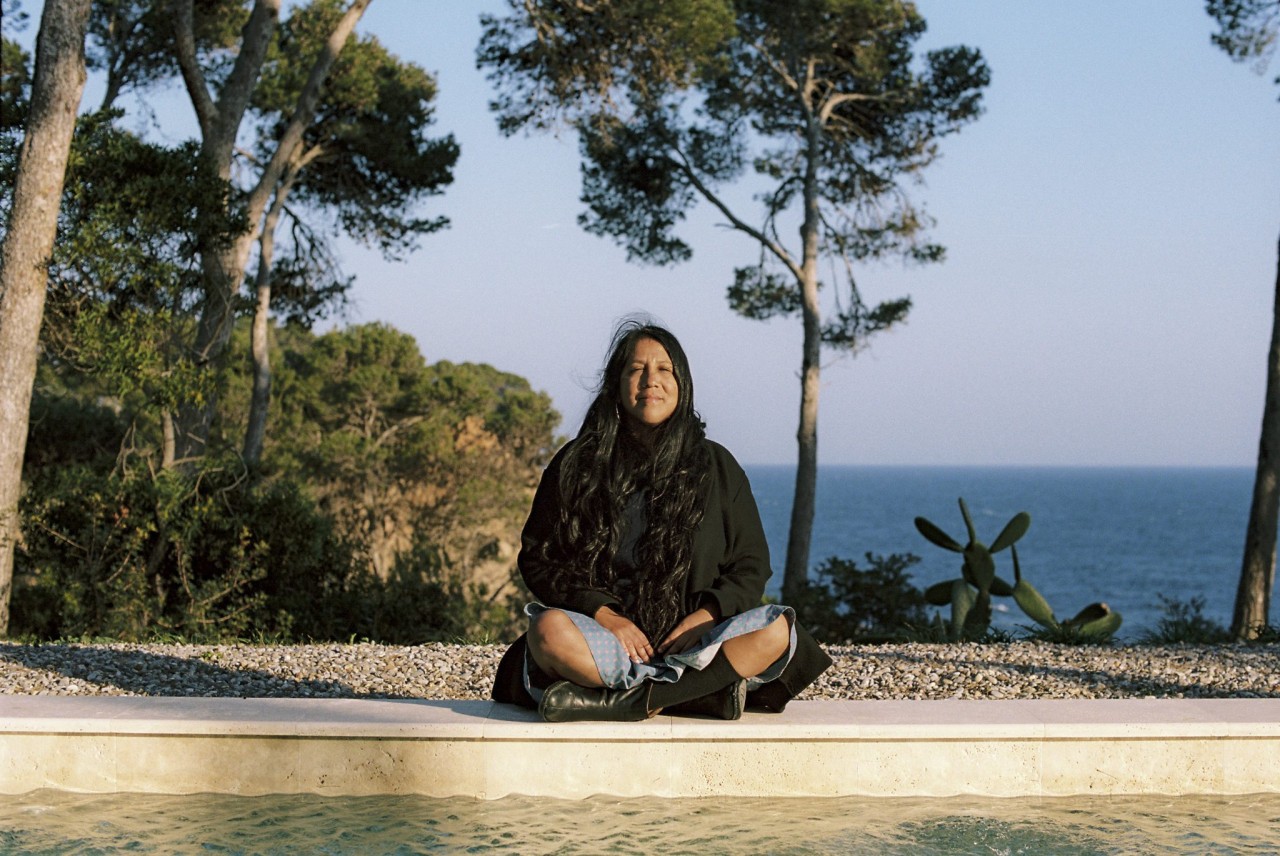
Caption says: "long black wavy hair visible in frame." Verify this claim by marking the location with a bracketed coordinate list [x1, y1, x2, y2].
[540, 319, 713, 639]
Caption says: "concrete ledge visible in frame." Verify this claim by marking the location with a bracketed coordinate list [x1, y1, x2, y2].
[1, 697, 1277, 799]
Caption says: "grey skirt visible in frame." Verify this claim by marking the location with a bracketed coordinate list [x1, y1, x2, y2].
[522, 602, 796, 702]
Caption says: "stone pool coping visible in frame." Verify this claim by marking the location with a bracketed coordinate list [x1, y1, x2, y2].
[1, 696, 1276, 799]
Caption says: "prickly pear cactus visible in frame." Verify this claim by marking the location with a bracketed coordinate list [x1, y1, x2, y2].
[913, 497, 1122, 641]
[914, 498, 1027, 640]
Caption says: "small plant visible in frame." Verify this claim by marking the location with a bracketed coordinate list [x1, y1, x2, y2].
[900, 620, 1016, 645]
[1022, 618, 1120, 646]
[915, 497, 1122, 642]
[791, 553, 928, 644]
[1250, 625, 1280, 644]
[1138, 596, 1230, 645]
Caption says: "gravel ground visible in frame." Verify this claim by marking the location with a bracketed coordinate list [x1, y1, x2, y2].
[1, 641, 1277, 701]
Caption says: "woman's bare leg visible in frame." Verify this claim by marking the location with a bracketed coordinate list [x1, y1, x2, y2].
[526, 609, 605, 687]
[720, 614, 791, 678]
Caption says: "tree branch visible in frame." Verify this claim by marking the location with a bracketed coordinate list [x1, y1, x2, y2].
[748, 36, 801, 94]
[245, 0, 371, 227]
[817, 89, 886, 125]
[373, 415, 426, 450]
[214, 0, 281, 147]
[666, 145, 804, 281]
[169, 0, 216, 134]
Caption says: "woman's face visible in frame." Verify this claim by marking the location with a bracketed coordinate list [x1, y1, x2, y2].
[617, 336, 679, 430]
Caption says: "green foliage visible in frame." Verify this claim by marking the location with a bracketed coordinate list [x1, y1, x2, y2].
[0, 31, 29, 134]
[225, 322, 558, 545]
[480, 0, 990, 348]
[346, 540, 528, 645]
[25, 386, 125, 471]
[790, 552, 928, 644]
[576, 110, 701, 265]
[1206, 0, 1279, 82]
[14, 452, 342, 641]
[86, 0, 247, 110]
[0, 13, 31, 218]
[1022, 621, 1124, 646]
[915, 497, 1123, 642]
[12, 430, 530, 644]
[726, 266, 801, 321]
[18, 317, 559, 644]
[37, 115, 244, 434]
[1137, 596, 1232, 645]
[214, 323, 558, 594]
[821, 298, 913, 350]
[899, 619, 1017, 645]
[251, 0, 459, 260]
[478, 0, 736, 135]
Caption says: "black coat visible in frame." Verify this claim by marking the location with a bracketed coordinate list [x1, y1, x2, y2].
[490, 439, 832, 712]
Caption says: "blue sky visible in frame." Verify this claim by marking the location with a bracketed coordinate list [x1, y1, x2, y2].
[342, 0, 1280, 466]
[20, 0, 1280, 466]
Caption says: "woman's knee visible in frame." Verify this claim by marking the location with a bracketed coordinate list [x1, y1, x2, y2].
[722, 614, 791, 676]
[734, 614, 790, 659]
[527, 609, 584, 661]
[757, 614, 791, 657]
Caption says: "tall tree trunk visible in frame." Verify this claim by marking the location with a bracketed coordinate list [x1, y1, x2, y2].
[1232, 229, 1280, 640]
[242, 266, 273, 469]
[169, 0, 282, 464]
[243, 170, 297, 468]
[161, 409, 176, 469]
[0, 0, 91, 636]
[172, 235, 255, 464]
[170, 0, 373, 463]
[781, 122, 824, 605]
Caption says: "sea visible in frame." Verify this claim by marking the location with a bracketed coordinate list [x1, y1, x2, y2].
[744, 465, 1258, 641]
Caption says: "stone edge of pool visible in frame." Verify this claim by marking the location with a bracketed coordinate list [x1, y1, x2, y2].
[2, 696, 1277, 799]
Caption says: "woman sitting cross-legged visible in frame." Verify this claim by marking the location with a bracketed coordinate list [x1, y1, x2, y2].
[490, 318, 832, 722]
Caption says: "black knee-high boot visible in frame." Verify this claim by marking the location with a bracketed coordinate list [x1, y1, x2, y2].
[648, 651, 745, 719]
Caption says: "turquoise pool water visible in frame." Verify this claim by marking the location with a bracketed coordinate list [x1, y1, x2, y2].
[3, 790, 1278, 854]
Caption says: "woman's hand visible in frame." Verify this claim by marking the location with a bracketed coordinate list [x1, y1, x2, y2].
[594, 606, 654, 663]
[657, 607, 718, 656]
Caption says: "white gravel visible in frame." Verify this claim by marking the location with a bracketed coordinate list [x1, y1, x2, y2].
[2, 641, 1277, 701]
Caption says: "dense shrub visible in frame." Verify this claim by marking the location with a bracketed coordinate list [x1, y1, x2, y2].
[791, 552, 928, 644]
[13, 441, 529, 644]
[13, 457, 351, 641]
[346, 540, 529, 644]
[13, 318, 558, 644]
[1137, 596, 1232, 645]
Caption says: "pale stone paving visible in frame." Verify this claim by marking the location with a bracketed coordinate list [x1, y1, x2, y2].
[0, 641, 1276, 700]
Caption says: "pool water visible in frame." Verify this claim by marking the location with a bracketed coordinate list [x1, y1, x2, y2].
[3, 790, 1278, 855]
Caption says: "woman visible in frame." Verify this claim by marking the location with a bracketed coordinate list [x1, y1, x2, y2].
[490, 319, 831, 721]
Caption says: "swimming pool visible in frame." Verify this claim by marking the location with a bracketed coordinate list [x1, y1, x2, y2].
[4, 790, 1278, 854]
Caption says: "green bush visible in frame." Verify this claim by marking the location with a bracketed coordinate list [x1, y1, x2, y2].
[342, 539, 524, 644]
[791, 552, 928, 644]
[17, 317, 559, 645]
[12, 450, 527, 644]
[1137, 596, 1231, 645]
[14, 457, 351, 641]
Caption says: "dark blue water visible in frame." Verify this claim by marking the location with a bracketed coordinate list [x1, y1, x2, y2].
[746, 466, 1256, 640]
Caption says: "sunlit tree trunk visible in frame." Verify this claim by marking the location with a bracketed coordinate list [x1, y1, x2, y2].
[170, 0, 372, 464]
[243, 168, 299, 468]
[0, 0, 91, 635]
[781, 117, 824, 604]
[1233, 230, 1280, 640]
[242, 252, 275, 469]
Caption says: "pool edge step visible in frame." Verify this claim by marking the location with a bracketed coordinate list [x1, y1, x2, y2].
[2, 697, 1277, 798]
